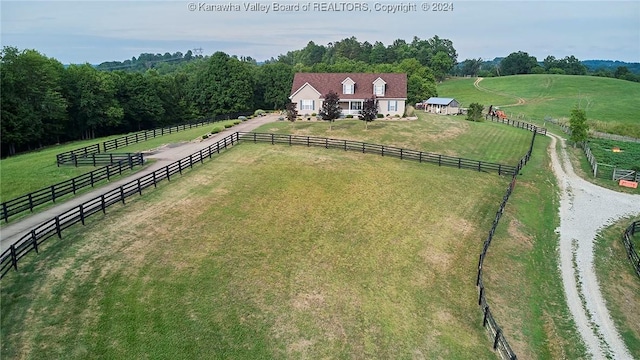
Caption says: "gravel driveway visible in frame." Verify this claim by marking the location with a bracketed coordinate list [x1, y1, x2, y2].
[548, 132, 640, 359]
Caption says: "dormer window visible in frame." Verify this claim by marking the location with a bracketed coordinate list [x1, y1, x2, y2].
[343, 84, 354, 94]
[372, 77, 386, 96]
[342, 77, 355, 94]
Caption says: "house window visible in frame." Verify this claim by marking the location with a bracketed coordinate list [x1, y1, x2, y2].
[343, 84, 354, 94]
[350, 102, 362, 110]
[387, 100, 397, 112]
[374, 84, 384, 96]
[300, 99, 314, 111]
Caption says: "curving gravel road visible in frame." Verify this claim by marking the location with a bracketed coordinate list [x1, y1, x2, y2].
[548, 132, 640, 359]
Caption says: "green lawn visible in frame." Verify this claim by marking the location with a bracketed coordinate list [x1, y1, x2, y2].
[0, 120, 240, 202]
[256, 114, 533, 165]
[593, 218, 640, 358]
[439, 75, 640, 137]
[1, 144, 505, 359]
[0, 116, 586, 358]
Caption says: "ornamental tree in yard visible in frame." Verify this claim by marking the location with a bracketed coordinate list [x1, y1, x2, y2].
[285, 102, 298, 122]
[319, 91, 341, 130]
[360, 97, 378, 130]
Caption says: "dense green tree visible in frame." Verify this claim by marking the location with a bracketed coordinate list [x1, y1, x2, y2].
[500, 51, 538, 75]
[190, 51, 255, 116]
[256, 62, 294, 109]
[569, 106, 589, 146]
[466, 102, 484, 122]
[460, 58, 482, 76]
[360, 97, 378, 129]
[407, 74, 437, 105]
[431, 51, 454, 81]
[1, 47, 68, 154]
[319, 91, 341, 130]
[64, 64, 123, 139]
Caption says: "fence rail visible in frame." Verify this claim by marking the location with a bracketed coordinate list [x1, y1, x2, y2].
[237, 132, 517, 176]
[1, 156, 145, 223]
[622, 221, 640, 278]
[0, 133, 241, 278]
[485, 114, 547, 135]
[58, 153, 142, 167]
[101, 118, 231, 152]
[55, 143, 101, 165]
[582, 142, 638, 181]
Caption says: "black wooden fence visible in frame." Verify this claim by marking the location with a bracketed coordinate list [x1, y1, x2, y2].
[623, 221, 640, 278]
[56, 144, 102, 165]
[101, 118, 227, 152]
[55, 118, 233, 166]
[58, 153, 142, 167]
[237, 132, 517, 176]
[1, 156, 145, 223]
[0, 133, 241, 278]
[474, 131, 537, 360]
[486, 114, 547, 135]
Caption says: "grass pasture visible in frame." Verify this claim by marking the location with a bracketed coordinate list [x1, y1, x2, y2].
[439, 75, 640, 138]
[0, 120, 239, 202]
[258, 114, 533, 165]
[593, 218, 640, 358]
[0, 114, 586, 358]
[1, 144, 506, 359]
[587, 138, 640, 170]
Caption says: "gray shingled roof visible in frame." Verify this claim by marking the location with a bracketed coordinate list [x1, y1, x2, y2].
[425, 97, 456, 105]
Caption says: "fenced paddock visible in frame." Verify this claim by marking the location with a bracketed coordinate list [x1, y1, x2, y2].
[57, 153, 142, 167]
[485, 114, 547, 135]
[1, 129, 541, 359]
[623, 221, 640, 278]
[582, 142, 639, 182]
[1, 155, 145, 223]
[237, 132, 518, 176]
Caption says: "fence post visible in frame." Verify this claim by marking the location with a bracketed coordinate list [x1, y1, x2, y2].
[381, 145, 384, 156]
[101, 194, 106, 214]
[2, 203, 8, 222]
[10, 245, 18, 271]
[189, 154, 193, 168]
[90, 172, 95, 187]
[153, 172, 157, 188]
[80, 204, 85, 225]
[419, 152, 422, 163]
[51, 185, 56, 203]
[137, 179, 142, 195]
[166, 166, 171, 181]
[55, 216, 62, 238]
[31, 229, 39, 253]
[29, 193, 34, 212]
[478, 286, 484, 305]
[120, 186, 125, 204]
[482, 305, 489, 326]
[493, 328, 502, 349]
[400, 149, 403, 160]
[271, 134, 275, 145]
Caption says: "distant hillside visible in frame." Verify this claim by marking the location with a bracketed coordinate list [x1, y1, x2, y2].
[438, 74, 640, 138]
[581, 60, 640, 74]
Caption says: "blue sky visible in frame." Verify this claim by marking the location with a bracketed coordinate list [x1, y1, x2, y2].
[1, 1, 639, 64]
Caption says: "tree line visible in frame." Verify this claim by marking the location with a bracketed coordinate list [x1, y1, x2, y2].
[455, 51, 640, 82]
[2, 36, 455, 156]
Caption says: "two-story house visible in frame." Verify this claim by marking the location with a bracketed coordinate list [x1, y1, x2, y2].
[289, 73, 408, 117]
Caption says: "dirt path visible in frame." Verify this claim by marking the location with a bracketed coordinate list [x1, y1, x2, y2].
[548, 132, 640, 359]
[473, 77, 526, 107]
[0, 114, 280, 253]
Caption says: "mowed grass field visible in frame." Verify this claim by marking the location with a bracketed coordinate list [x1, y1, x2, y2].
[593, 218, 640, 358]
[2, 144, 505, 359]
[0, 120, 237, 202]
[260, 113, 532, 165]
[1, 115, 585, 358]
[439, 75, 640, 137]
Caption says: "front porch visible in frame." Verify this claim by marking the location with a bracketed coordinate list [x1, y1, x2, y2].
[339, 100, 363, 117]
